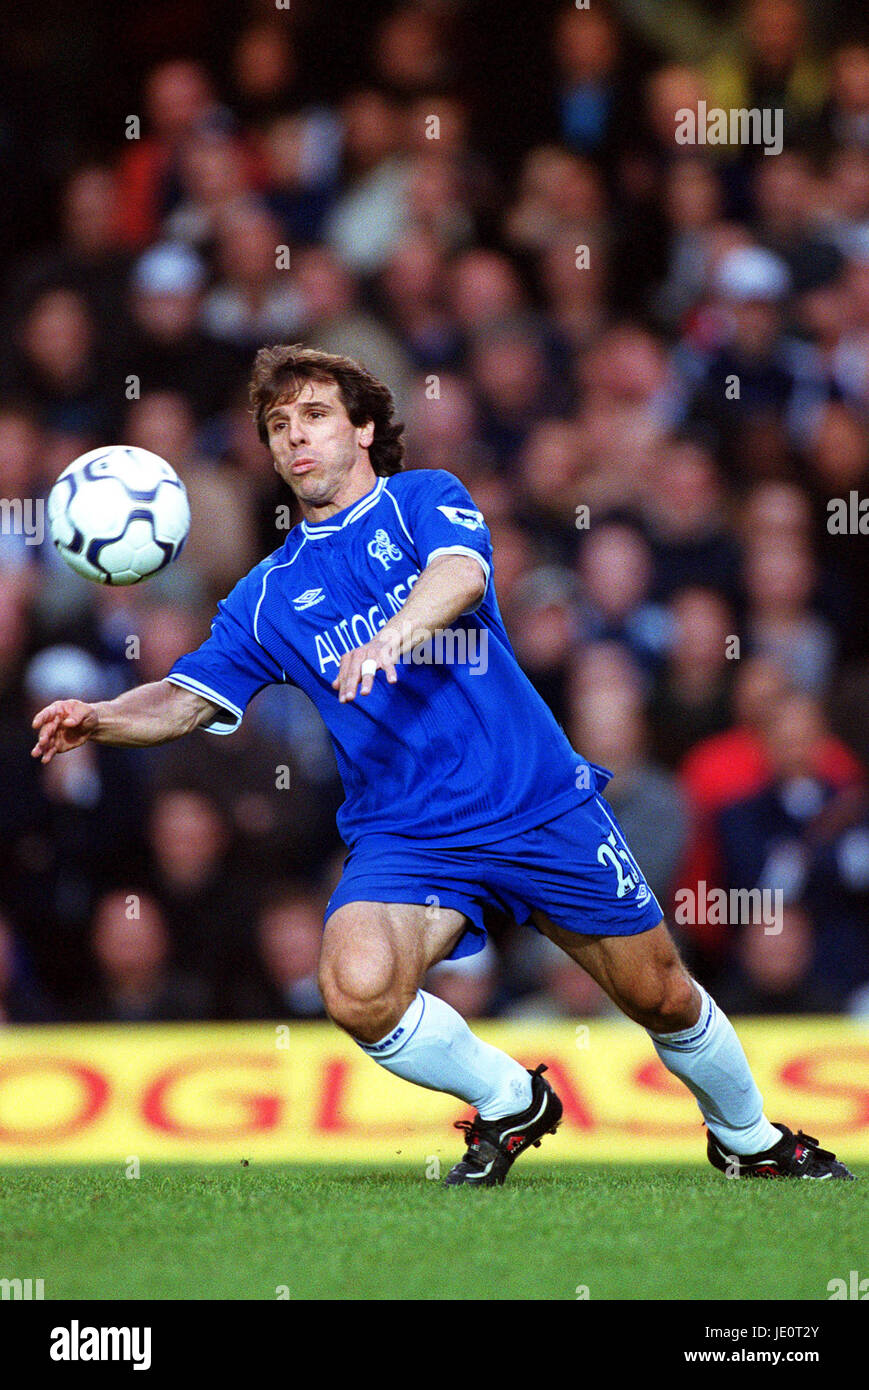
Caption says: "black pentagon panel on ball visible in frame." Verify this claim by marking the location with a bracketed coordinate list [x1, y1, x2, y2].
[85, 507, 163, 583]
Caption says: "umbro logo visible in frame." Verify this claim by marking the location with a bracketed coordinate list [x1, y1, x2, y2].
[293, 588, 325, 611]
[367, 528, 403, 570]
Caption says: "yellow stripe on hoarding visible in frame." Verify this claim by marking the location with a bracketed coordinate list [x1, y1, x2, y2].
[0, 1018, 865, 1163]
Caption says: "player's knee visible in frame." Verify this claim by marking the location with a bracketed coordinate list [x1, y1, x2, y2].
[613, 952, 697, 1033]
[639, 967, 699, 1034]
[319, 949, 406, 1042]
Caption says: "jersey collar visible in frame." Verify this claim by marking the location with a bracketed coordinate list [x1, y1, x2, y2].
[300, 476, 386, 537]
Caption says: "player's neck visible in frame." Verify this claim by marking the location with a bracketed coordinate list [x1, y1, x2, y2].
[297, 459, 379, 524]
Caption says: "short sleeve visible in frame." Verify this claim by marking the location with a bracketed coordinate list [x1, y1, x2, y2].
[385, 471, 492, 611]
[167, 578, 285, 735]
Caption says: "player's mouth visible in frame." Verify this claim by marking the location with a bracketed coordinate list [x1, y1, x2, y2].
[290, 458, 318, 475]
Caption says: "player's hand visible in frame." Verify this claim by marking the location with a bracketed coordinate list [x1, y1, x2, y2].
[31, 699, 99, 764]
[332, 635, 399, 702]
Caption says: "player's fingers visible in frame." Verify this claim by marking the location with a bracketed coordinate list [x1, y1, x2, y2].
[33, 738, 55, 763]
[359, 652, 386, 696]
[32, 702, 61, 730]
[35, 716, 60, 748]
[332, 655, 348, 695]
[32, 722, 58, 756]
[383, 658, 398, 684]
[336, 654, 356, 702]
[343, 659, 363, 702]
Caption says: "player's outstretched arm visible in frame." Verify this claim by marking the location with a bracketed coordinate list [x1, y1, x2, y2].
[30, 681, 221, 764]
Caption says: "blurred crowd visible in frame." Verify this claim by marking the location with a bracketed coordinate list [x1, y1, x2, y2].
[2, 0, 869, 1025]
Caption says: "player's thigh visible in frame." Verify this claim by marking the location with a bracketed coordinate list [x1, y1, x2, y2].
[320, 900, 467, 1001]
[531, 912, 697, 1027]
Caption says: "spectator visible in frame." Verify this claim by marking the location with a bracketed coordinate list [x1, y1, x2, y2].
[719, 688, 869, 998]
[295, 246, 414, 417]
[506, 147, 606, 256]
[553, 3, 628, 169]
[684, 244, 832, 470]
[703, 0, 828, 149]
[6, 286, 119, 436]
[742, 533, 836, 695]
[230, 21, 298, 127]
[9, 644, 146, 1006]
[143, 787, 254, 1005]
[127, 242, 247, 424]
[517, 420, 588, 558]
[649, 587, 735, 765]
[654, 155, 723, 329]
[571, 682, 689, 908]
[378, 232, 459, 372]
[717, 907, 840, 1014]
[82, 889, 210, 1023]
[261, 110, 342, 244]
[676, 655, 862, 959]
[404, 372, 488, 477]
[510, 566, 577, 725]
[469, 325, 556, 468]
[115, 60, 220, 248]
[163, 122, 257, 252]
[577, 521, 670, 678]
[324, 90, 410, 274]
[644, 437, 741, 602]
[152, 706, 342, 883]
[225, 885, 328, 1019]
[202, 202, 305, 349]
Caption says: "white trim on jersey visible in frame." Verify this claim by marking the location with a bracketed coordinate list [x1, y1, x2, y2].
[165, 674, 243, 734]
[253, 536, 308, 646]
[381, 480, 415, 546]
[300, 476, 386, 537]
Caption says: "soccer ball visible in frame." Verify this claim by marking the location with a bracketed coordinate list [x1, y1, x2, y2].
[47, 446, 190, 585]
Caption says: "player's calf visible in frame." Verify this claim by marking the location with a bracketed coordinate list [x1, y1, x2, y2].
[535, 914, 700, 1035]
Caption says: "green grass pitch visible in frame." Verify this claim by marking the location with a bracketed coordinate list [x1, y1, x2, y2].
[0, 1163, 865, 1300]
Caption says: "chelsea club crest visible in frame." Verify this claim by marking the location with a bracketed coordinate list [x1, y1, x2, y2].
[367, 528, 403, 570]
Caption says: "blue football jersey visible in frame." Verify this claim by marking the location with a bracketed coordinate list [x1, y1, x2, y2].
[168, 468, 594, 846]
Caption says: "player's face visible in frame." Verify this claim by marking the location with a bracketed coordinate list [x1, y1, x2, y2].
[265, 379, 375, 514]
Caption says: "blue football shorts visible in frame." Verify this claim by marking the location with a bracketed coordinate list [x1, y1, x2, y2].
[325, 774, 664, 961]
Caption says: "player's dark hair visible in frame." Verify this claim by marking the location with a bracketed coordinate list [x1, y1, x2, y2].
[249, 344, 405, 476]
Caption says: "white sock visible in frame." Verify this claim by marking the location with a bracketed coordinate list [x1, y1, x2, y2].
[356, 990, 533, 1119]
[648, 983, 780, 1156]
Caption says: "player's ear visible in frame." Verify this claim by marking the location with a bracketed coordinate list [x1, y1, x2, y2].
[358, 419, 375, 450]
